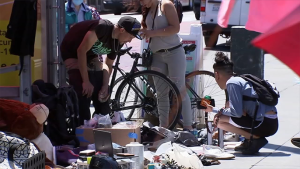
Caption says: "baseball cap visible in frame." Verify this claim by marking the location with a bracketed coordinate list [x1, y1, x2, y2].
[30, 103, 49, 124]
[118, 16, 142, 40]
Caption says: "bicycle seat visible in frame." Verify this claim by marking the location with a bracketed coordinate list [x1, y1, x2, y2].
[118, 47, 132, 55]
[183, 44, 197, 54]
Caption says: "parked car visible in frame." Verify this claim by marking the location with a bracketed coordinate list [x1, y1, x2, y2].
[194, 0, 250, 46]
[102, 0, 141, 15]
[104, 0, 194, 15]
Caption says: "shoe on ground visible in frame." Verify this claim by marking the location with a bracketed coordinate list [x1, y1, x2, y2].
[291, 138, 300, 148]
[224, 132, 240, 142]
[234, 139, 249, 151]
[203, 145, 235, 159]
[242, 137, 268, 155]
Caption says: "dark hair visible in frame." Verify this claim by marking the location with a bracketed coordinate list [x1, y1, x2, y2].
[213, 52, 234, 75]
[141, 6, 150, 28]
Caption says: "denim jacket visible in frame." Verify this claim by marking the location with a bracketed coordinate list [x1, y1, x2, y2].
[65, 2, 93, 33]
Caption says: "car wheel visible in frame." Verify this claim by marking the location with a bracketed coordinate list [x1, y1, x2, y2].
[114, 7, 122, 15]
[194, 10, 200, 20]
[189, 0, 193, 10]
[137, 6, 142, 14]
[114, 11, 121, 15]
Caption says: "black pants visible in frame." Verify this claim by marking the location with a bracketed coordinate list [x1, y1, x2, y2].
[231, 114, 278, 137]
[68, 69, 110, 125]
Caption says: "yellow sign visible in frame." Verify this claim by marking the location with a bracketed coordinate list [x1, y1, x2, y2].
[0, 0, 42, 86]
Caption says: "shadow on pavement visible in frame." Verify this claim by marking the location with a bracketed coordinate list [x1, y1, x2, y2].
[264, 143, 300, 155]
[204, 43, 230, 52]
[233, 151, 291, 157]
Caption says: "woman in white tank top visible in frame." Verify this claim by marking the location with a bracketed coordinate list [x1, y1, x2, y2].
[139, 0, 193, 130]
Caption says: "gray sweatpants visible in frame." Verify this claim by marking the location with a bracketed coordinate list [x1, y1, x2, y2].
[151, 47, 192, 127]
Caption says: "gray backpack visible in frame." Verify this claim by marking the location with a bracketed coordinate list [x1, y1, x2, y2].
[0, 132, 40, 169]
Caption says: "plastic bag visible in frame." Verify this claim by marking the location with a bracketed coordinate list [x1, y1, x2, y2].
[112, 121, 139, 129]
[167, 143, 204, 169]
[84, 114, 101, 128]
[97, 114, 112, 128]
[111, 111, 126, 124]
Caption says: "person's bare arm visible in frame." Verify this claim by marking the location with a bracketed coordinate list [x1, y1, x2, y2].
[104, 57, 115, 76]
[151, 1, 180, 36]
[77, 31, 98, 83]
[102, 63, 110, 87]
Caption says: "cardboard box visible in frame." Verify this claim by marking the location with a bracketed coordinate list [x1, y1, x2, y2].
[76, 126, 141, 147]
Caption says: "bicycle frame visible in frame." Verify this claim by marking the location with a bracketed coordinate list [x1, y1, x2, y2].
[109, 48, 141, 94]
[108, 48, 157, 112]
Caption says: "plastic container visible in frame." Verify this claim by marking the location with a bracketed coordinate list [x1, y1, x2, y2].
[192, 128, 198, 138]
[126, 142, 144, 169]
[204, 95, 211, 100]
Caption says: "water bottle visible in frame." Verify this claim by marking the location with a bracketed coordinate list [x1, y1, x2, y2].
[126, 142, 144, 169]
[192, 128, 198, 138]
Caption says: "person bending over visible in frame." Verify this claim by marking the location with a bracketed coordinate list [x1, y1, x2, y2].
[60, 16, 142, 125]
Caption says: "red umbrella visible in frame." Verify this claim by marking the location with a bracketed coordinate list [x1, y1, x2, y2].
[252, 5, 300, 76]
[252, 6, 300, 76]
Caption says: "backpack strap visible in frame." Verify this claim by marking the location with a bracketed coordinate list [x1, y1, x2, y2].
[8, 144, 19, 169]
[249, 99, 260, 146]
[242, 95, 258, 102]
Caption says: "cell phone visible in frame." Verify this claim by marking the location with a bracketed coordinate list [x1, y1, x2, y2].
[116, 153, 135, 157]
[197, 98, 215, 109]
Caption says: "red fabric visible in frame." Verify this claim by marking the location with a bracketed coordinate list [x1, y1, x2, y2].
[217, 0, 300, 33]
[0, 99, 43, 140]
[252, 5, 300, 76]
[246, 0, 300, 33]
[217, 0, 236, 28]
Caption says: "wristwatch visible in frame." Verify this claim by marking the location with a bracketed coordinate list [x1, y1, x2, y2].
[218, 108, 225, 115]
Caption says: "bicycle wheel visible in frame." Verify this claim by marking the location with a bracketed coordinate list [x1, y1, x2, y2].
[114, 70, 182, 130]
[110, 76, 138, 118]
[179, 70, 228, 127]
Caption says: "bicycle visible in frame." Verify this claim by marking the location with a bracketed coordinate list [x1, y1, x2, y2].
[109, 47, 182, 130]
[109, 44, 227, 130]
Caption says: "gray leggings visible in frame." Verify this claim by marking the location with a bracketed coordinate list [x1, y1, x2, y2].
[151, 47, 192, 127]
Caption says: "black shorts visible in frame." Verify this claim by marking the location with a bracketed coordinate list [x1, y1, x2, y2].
[230, 114, 278, 137]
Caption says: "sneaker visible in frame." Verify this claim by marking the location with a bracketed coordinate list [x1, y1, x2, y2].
[291, 138, 300, 148]
[203, 145, 235, 159]
[234, 139, 249, 151]
[242, 137, 268, 155]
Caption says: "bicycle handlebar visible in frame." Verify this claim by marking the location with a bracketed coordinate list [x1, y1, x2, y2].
[127, 51, 142, 59]
[119, 43, 197, 59]
[117, 46, 142, 59]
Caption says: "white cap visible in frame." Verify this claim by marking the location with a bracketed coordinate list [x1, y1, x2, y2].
[29, 104, 49, 124]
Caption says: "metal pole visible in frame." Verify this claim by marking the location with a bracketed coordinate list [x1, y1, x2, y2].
[218, 128, 224, 148]
[207, 122, 213, 145]
[57, 0, 67, 87]
[46, 0, 58, 84]
[19, 55, 32, 104]
[41, 0, 48, 82]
